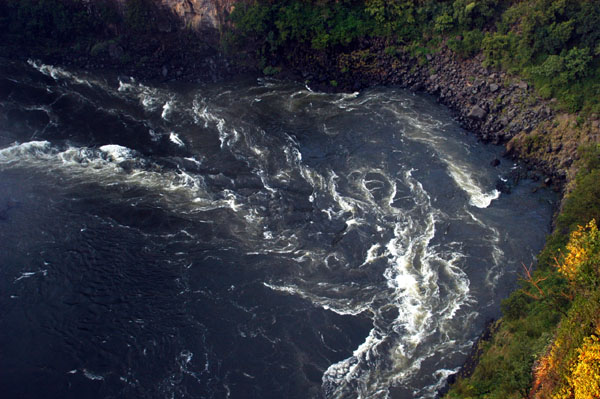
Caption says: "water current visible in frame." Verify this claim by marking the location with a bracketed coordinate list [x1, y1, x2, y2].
[0, 58, 555, 399]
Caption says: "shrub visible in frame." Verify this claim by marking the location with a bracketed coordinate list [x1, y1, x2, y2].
[557, 170, 600, 234]
[434, 14, 454, 33]
[566, 332, 600, 399]
[448, 29, 484, 58]
[481, 32, 517, 68]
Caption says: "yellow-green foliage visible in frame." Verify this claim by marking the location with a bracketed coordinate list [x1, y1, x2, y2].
[557, 220, 599, 283]
[549, 329, 600, 399]
[567, 333, 600, 399]
[448, 212, 600, 399]
[533, 220, 600, 399]
[530, 219, 600, 399]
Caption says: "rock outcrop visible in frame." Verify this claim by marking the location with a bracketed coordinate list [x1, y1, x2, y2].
[159, 0, 238, 30]
[276, 41, 568, 185]
[110, 0, 239, 31]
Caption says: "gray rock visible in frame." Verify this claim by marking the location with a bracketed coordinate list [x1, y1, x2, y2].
[542, 106, 551, 117]
[489, 83, 500, 93]
[468, 105, 487, 120]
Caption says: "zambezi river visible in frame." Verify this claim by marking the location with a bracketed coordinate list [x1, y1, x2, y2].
[0, 58, 555, 399]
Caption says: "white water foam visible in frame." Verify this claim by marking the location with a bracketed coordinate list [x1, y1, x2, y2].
[319, 168, 474, 398]
[82, 369, 104, 381]
[192, 98, 239, 149]
[390, 107, 500, 209]
[99, 144, 134, 162]
[118, 77, 165, 112]
[169, 133, 185, 147]
[263, 283, 372, 316]
[14, 269, 48, 282]
[446, 162, 500, 208]
[27, 59, 91, 87]
[162, 100, 175, 120]
[0, 141, 249, 216]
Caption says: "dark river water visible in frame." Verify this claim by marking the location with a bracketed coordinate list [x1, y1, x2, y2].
[0, 58, 554, 399]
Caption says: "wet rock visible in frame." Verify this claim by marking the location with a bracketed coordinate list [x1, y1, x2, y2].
[468, 105, 487, 120]
[162, 65, 168, 78]
[490, 158, 500, 167]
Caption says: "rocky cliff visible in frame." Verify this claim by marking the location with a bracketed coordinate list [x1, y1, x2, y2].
[158, 0, 238, 30]
[111, 0, 238, 31]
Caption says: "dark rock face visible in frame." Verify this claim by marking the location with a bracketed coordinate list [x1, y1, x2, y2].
[275, 40, 563, 184]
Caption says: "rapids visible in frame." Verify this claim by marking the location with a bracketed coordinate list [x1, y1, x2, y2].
[0, 58, 554, 399]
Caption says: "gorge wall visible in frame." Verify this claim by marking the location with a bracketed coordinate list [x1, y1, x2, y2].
[158, 0, 237, 30]
[110, 0, 239, 31]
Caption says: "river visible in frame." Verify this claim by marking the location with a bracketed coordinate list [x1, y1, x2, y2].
[0, 58, 554, 399]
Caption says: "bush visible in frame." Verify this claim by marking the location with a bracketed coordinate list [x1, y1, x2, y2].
[434, 14, 454, 33]
[448, 29, 484, 58]
[557, 170, 600, 234]
[481, 32, 517, 68]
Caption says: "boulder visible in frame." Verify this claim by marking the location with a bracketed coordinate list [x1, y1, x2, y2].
[468, 105, 487, 120]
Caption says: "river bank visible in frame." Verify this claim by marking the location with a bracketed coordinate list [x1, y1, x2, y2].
[3, 34, 566, 197]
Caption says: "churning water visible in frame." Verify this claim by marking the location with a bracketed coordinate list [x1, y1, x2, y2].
[0, 58, 554, 399]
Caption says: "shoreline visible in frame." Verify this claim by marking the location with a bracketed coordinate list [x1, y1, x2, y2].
[3, 35, 565, 191]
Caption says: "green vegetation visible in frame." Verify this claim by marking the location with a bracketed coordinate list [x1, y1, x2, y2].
[229, 0, 600, 114]
[447, 146, 600, 399]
